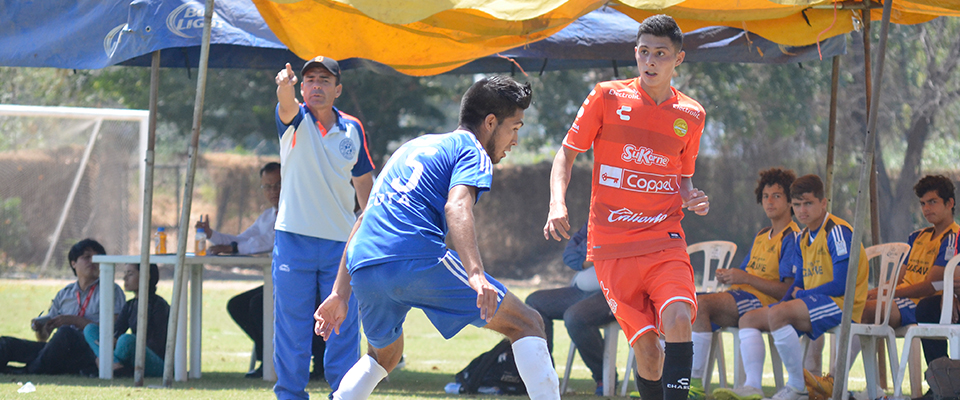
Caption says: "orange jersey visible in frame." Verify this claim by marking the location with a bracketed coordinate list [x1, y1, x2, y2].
[563, 78, 706, 261]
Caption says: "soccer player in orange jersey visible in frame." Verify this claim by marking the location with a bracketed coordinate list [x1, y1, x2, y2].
[544, 14, 709, 400]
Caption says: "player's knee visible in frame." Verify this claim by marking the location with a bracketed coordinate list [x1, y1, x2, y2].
[739, 309, 765, 329]
[521, 305, 546, 337]
[660, 304, 693, 337]
[562, 310, 585, 330]
[766, 306, 795, 329]
[634, 334, 664, 363]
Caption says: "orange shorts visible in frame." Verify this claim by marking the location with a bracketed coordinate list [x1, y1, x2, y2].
[594, 247, 697, 345]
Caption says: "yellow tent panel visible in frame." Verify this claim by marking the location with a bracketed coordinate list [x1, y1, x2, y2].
[255, 0, 960, 75]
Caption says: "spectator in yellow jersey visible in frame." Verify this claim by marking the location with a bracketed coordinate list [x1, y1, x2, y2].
[844, 175, 958, 370]
[906, 176, 959, 368]
[713, 175, 868, 400]
[688, 168, 799, 398]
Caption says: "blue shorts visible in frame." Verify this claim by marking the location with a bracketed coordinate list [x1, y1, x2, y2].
[350, 250, 507, 349]
[894, 297, 918, 326]
[796, 294, 843, 340]
[709, 289, 763, 331]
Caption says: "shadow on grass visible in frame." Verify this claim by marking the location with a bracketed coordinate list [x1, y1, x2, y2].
[1, 369, 604, 398]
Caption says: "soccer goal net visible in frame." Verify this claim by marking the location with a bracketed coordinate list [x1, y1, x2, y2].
[0, 105, 147, 276]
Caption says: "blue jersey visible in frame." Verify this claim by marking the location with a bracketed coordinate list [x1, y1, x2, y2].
[347, 130, 493, 272]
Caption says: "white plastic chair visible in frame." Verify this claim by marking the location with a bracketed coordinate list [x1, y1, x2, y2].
[620, 241, 738, 396]
[697, 240, 784, 393]
[842, 243, 911, 400]
[894, 254, 960, 398]
[560, 321, 621, 395]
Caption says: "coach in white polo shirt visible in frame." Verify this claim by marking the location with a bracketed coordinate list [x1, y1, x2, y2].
[272, 57, 375, 400]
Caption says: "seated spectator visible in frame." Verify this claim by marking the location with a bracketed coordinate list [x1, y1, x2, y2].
[525, 222, 616, 395]
[83, 263, 169, 377]
[0, 239, 125, 375]
[714, 175, 869, 400]
[854, 175, 958, 370]
[690, 168, 798, 398]
[906, 176, 959, 365]
[196, 162, 324, 378]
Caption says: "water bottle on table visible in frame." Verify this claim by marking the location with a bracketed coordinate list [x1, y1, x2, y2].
[195, 218, 207, 256]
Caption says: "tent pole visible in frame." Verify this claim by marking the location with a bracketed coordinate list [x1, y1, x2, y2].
[163, 0, 214, 387]
[825, 56, 840, 213]
[831, 0, 893, 398]
[862, 7, 881, 246]
[861, 8, 889, 386]
[133, 50, 161, 387]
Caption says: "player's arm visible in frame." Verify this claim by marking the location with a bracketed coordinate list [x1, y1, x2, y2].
[785, 240, 805, 300]
[352, 172, 374, 212]
[796, 226, 851, 298]
[446, 184, 498, 322]
[544, 147, 578, 241]
[894, 234, 955, 298]
[894, 265, 944, 299]
[315, 214, 363, 339]
[275, 63, 299, 125]
[679, 177, 709, 215]
[719, 257, 794, 299]
[743, 274, 794, 301]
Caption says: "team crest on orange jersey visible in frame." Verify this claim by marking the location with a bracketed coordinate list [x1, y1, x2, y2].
[673, 118, 688, 137]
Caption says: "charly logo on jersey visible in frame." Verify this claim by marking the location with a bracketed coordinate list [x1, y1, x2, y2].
[616, 105, 631, 121]
[575, 89, 596, 121]
[621, 144, 668, 167]
[103, 24, 126, 57]
[673, 118, 688, 137]
[609, 87, 640, 100]
[167, 2, 225, 39]
[339, 138, 356, 159]
[598, 164, 678, 194]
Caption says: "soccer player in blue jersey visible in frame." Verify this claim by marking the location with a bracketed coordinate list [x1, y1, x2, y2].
[274, 57, 375, 399]
[315, 76, 560, 400]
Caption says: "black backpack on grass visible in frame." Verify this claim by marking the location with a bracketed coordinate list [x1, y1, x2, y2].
[454, 339, 527, 395]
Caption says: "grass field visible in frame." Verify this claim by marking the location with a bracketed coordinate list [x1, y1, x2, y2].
[0, 279, 923, 399]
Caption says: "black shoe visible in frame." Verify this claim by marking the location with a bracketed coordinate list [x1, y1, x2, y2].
[2, 366, 27, 375]
[245, 365, 263, 378]
[310, 368, 326, 381]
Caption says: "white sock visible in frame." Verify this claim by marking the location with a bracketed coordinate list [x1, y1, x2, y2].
[332, 354, 388, 400]
[512, 336, 560, 400]
[739, 328, 765, 390]
[691, 331, 713, 380]
[772, 326, 805, 392]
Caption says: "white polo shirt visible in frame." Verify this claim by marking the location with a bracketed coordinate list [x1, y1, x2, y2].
[274, 103, 374, 242]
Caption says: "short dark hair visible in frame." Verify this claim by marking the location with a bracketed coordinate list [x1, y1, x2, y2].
[914, 174, 956, 215]
[260, 162, 280, 177]
[636, 14, 683, 51]
[755, 168, 797, 203]
[134, 263, 161, 295]
[458, 75, 532, 133]
[790, 174, 825, 201]
[67, 239, 106, 276]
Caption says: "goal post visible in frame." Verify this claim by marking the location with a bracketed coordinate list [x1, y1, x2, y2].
[0, 104, 148, 275]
